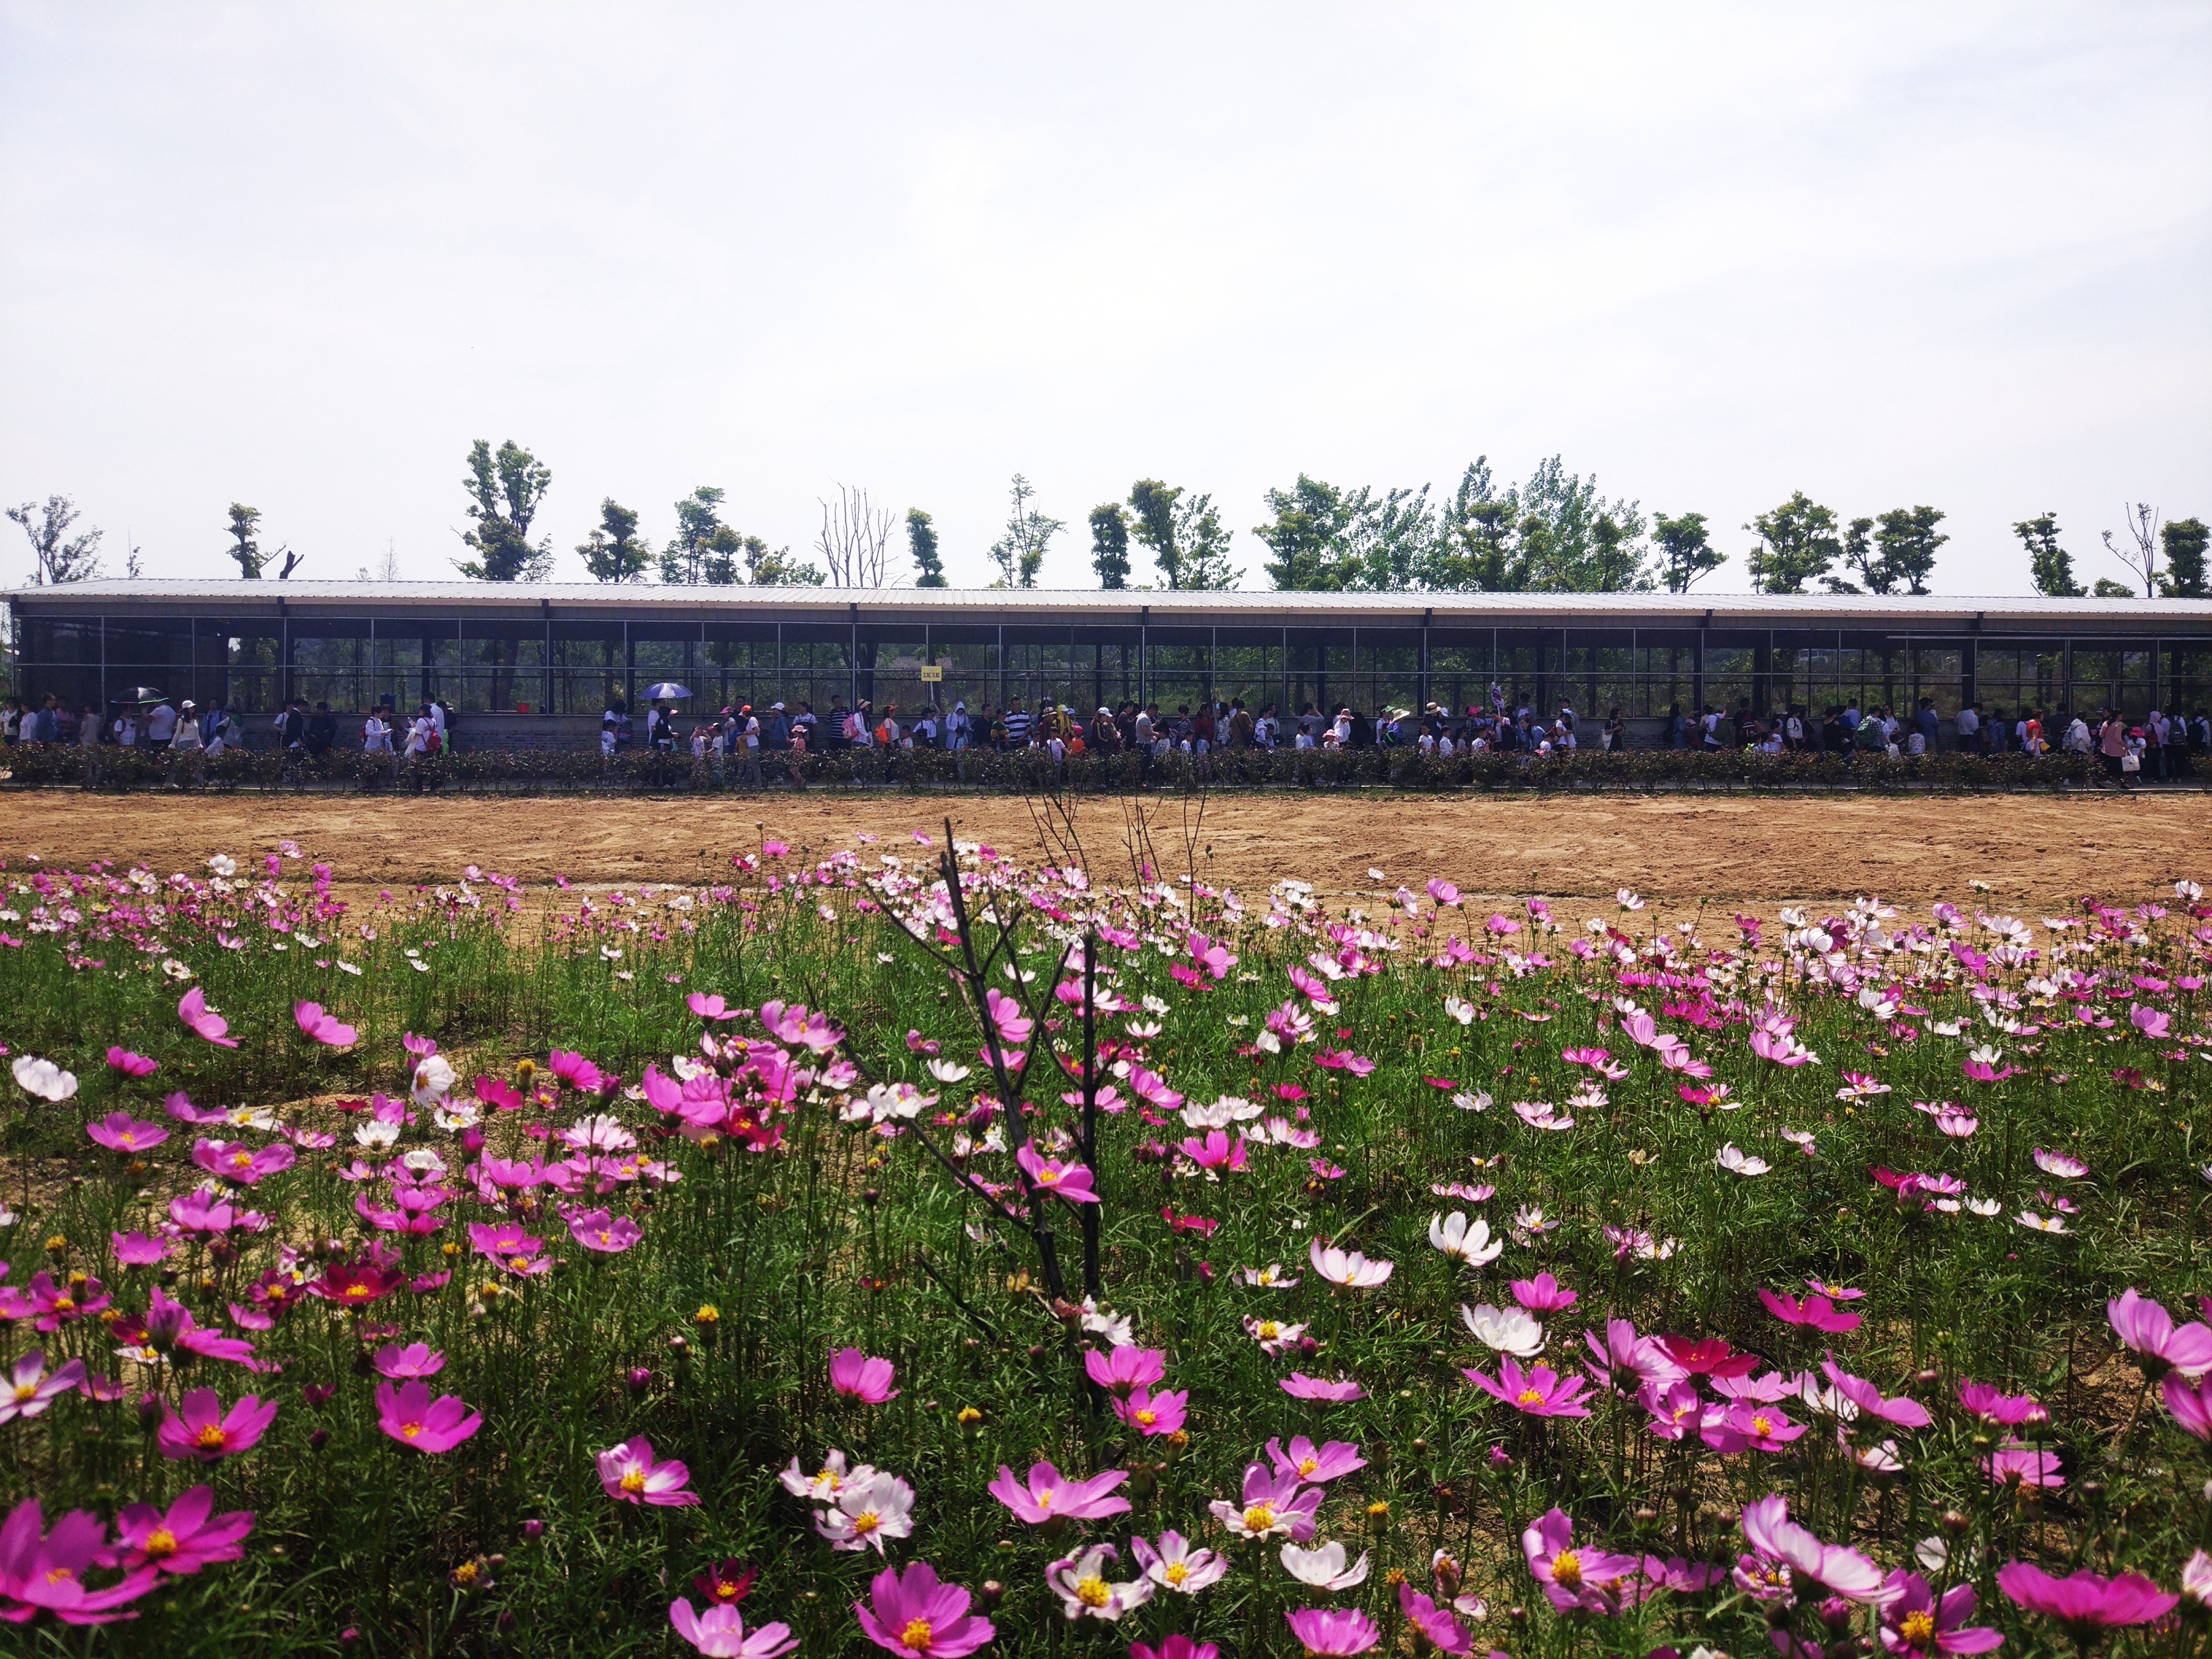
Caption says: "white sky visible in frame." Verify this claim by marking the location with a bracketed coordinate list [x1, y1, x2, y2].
[3, 2, 2208, 594]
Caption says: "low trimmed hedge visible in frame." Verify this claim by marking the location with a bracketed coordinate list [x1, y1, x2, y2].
[0, 741, 2132, 795]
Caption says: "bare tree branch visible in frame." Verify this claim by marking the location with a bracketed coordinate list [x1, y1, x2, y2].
[816, 483, 895, 588]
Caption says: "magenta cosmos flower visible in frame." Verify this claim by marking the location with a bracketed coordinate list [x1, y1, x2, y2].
[1113, 1387, 1187, 1437]
[2164, 1372, 2212, 1440]
[830, 1347, 899, 1404]
[598, 1435, 700, 1506]
[1877, 1571, 2001, 1656]
[1134, 1638, 1219, 1659]
[372, 1343, 446, 1379]
[1017, 1143, 1101, 1202]
[192, 1138, 297, 1186]
[1984, 1438, 2063, 1489]
[1084, 1347, 1166, 1395]
[1284, 1606, 1379, 1655]
[855, 1559, 996, 1659]
[293, 1000, 359, 1046]
[567, 1208, 644, 1254]
[0, 1351, 86, 1425]
[111, 1230, 172, 1267]
[109, 1487, 254, 1576]
[1996, 1561, 2177, 1643]
[1759, 1289, 1863, 1335]
[157, 1389, 278, 1462]
[2107, 1287, 2212, 1380]
[668, 1598, 798, 1658]
[373, 1380, 482, 1454]
[1397, 1583, 1477, 1656]
[1511, 1272, 1578, 1311]
[0, 1500, 161, 1626]
[105, 1047, 159, 1077]
[1267, 1436, 1366, 1483]
[177, 986, 239, 1048]
[1209, 1461, 1323, 1543]
[987, 1461, 1130, 1523]
[1521, 1508, 1643, 1614]
[85, 1113, 167, 1154]
[1739, 1495, 1891, 1604]
[1465, 1357, 1593, 1418]
[1280, 1372, 1366, 1403]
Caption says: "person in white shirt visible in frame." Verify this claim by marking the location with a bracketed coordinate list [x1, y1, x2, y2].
[148, 701, 178, 745]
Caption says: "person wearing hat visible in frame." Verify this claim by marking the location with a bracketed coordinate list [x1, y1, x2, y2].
[739, 704, 762, 788]
[165, 697, 203, 787]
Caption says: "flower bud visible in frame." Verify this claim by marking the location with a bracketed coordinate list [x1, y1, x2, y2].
[979, 1582, 1005, 1607]
[521, 1520, 544, 1540]
[309, 1428, 330, 1451]
[626, 1366, 653, 1397]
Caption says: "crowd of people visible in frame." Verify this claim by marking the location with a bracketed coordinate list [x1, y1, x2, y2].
[5, 683, 2203, 788]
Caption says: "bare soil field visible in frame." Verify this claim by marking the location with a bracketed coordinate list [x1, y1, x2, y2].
[0, 789, 2204, 912]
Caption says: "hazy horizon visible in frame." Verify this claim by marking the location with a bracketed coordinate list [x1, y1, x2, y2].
[3, 3, 2208, 595]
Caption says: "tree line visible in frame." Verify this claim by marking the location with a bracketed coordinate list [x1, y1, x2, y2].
[9, 438, 2208, 598]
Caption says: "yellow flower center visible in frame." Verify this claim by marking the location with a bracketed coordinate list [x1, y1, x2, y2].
[12, 1383, 35, 1403]
[901, 1617, 936, 1650]
[1135, 1408, 1158, 1427]
[1076, 1575, 1111, 1608]
[1037, 1167, 1061, 1184]
[344, 1285, 371, 1300]
[1243, 1504, 1277, 1532]
[44, 1566, 75, 1586]
[1899, 1611, 1936, 1645]
[620, 1469, 647, 1494]
[231, 1152, 253, 1168]
[194, 1425, 228, 1450]
[594, 1231, 613, 1247]
[1297, 1457, 1319, 1477]
[1752, 1416, 1774, 1437]
[1517, 1387, 1544, 1406]
[1037, 1491, 1052, 1511]
[52, 1297, 75, 1315]
[119, 1133, 136, 1148]
[1164, 1562, 1189, 1586]
[143, 1529, 178, 1558]
[1551, 1549, 1582, 1588]
[716, 1581, 741, 1599]
[403, 1422, 423, 1439]
[509, 1256, 531, 1271]
[453, 1561, 479, 1585]
[1258, 1321, 1280, 1339]
[853, 1509, 881, 1534]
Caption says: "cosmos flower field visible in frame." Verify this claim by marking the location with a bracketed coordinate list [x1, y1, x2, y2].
[0, 834, 2208, 1658]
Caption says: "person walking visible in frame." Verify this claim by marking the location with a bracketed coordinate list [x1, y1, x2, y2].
[167, 699, 204, 787]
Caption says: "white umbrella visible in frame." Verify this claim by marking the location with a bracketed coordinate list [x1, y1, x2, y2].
[643, 682, 691, 700]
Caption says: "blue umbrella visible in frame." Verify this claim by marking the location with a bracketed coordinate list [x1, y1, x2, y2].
[643, 682, 691, 700]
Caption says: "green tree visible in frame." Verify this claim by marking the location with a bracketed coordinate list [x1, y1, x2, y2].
[1745, 491, 1841, 594]
[1426, 462, 1530, 591]
[2159, 517, 2208, 598]
[2092, 577, 2136, 598]
[1512, 456, 1649, 592]
[661, 487, 731, 585]
[1872, 506, 1946, 594]
[906, 508, 946, 587]
[1650, 510, 1721, 592]
[5, 495, 103, 585]
[1088, 503, 1131, 589]
[1254, 475, 1366, 590]
[576, 498, 650, 583]
[226, 504, 266, 579]
[987, 474, 1061, 588]
[2013, 513, 2083, 596]
[741, 540, 825, 586]
[1169, 493, 1240, 589]
[455, 439, 553, 581]
[1826, 517, 1879, 594]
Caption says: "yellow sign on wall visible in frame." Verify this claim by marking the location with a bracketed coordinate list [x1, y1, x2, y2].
[919, 666, 943, 683]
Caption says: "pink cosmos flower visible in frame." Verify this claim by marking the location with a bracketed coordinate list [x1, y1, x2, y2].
[24, 1269, 108, 1332]
[1585, 1318, 1687, 1393]
[157, 1389, 278, 1462]
[1209, 1462, 1322, 1542]
[567, 1208, 644, 1254]
[1265, 1436, 1366, 1483]
[1284, 1608, 1378, 1656]
[372, 1343, 446, 1379]
[1521, 1507, 1643, 1614]
[1130, 1532, 1227, 1596]
[1739, 1494, 1893, 1605]
[1113, 1388, 1187, 1437]
[1759, 1289, 1863, 1335]
[112, 1286, 255, 1366]
[760, 1000, 845, 1054]
[373, 1380, 482, 1453]
[104, 1048, 159, 1077]
[2033, 1147, 2089, 1179]
[1955, 1379, 2047, 1426]
[1016, 1143, 1100, 1202]
[1512, 1273, 1578, 1311]
[1465, 1357, 1593, 1418]
[668, 1599, 798, 1658]
[1308, 1239, 1392, 1288]
[1397, 1583, 1477, 1655]
[2108, 1287, 2212, 1380]
[85, 1113, 168, 1154]
[177, 986, 239, 1048]
[192, 1138, 297, 1186]
[1084, 1347, 1166, 1395]
[108, 1486, 253, 1576]
[1280, 1372, 1366, 1403]
[2163, 1372, 2212, 1440]
[1819, 1360, 1933, 1427]
[1875, 1571, 2000, 1657]
[0, 1500, 161, 1625]
[983, 989, 1033, 1050]
[687, 992, 743, 1022]
[1176, 1131, 1248, 1174]
[599, 1435, 701, 1506]
[1703, 1401, 1806, 1454]
[987, 1461, 1130, 1523]
[111, 1231, 172, 1267]
[1309, 1049, 1376, 1076]
[293, 1000, 357, 1046]
[1996, 1561, 2177, 1643]
[854, 1559, 995, 1659]
[0, 1351, 86, 1424]
[1639, 1379, 1707, 1441]
[1983, 1439, 2063, 1488]
[830, 1347, 899, 1404]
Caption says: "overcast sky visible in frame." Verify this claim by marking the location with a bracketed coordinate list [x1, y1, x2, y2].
[3, 3, 2207, 594]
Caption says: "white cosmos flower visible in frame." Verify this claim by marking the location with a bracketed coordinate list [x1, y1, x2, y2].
[863, 1082, 935, 1124]
[1428, 1212, 1503, 1267]
[1616, 888, 1645, 911]
[1125, 1019, 1164, 1038]
[11, 1056, 78, 1103]
[434, 1102, 480, 1132]
[1967, 1197, 2001, 1217]
[926, 1059, 971, 1084]
[354, 1118, 401, 1149]
[206, 854, 237, 878]
[1443, 996, 1477, 1025]
[1240, 1264, 1300, 1290]
[409, 1053, 456, 1106]
[2016, 1211, 2070, 1234]
[1716, 1144, 1771, 1177]
[1309, 1240, 1393, 1288]
[1279, 1540, 1370, 1591]
[1453, 1090, 1492, 1113]
[1460, 1301, 1544, 1357]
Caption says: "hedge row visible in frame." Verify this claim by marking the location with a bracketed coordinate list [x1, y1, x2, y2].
[0, 741, 2138, 795]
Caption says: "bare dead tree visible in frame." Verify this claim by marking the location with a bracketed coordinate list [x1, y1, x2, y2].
[815, 484, 894, 588]
[2102, 503, 2160, 596]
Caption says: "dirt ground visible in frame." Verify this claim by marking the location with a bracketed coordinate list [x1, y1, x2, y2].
[0, 790, 2204, 913]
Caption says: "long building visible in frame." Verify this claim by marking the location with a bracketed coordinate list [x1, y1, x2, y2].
[7, 579, 2211, 745]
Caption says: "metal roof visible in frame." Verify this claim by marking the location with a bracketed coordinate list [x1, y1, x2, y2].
[7, 578, 2211, 631]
